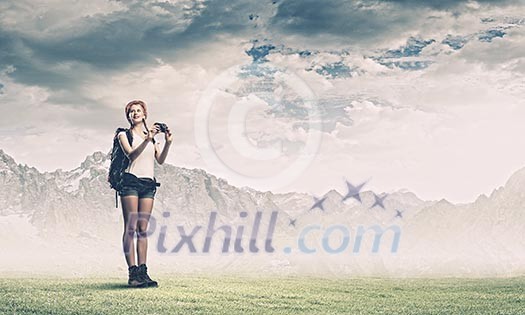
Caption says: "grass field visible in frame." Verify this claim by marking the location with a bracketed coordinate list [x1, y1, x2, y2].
[1, 275, 524, 314]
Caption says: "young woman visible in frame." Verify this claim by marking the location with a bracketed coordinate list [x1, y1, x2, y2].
[118, 100, 172, 288]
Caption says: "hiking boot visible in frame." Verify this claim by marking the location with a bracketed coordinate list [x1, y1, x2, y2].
[128, 265, 147, 288]
[138, 264, 158, 287]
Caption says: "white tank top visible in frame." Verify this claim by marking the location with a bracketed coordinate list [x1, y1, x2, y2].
[119, 129, 155, 179]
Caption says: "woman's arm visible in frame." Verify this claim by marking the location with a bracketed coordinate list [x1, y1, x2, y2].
[118, 129, 157, 162]
[155, 126, 173, 164]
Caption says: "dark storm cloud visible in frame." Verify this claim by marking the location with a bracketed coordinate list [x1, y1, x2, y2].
[270, 0, 411, 40]
[270, 0, 519, 40]
[0, 0, 261, 92]
[1, 0, 522, 94]
[0, 32, 93, 90]
[382, 0, 519, 9]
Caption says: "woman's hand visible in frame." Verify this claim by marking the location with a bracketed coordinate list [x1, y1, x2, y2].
[147, 125, 159, 142]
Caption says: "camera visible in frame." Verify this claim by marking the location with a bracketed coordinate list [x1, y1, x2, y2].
[154, 122, 168, 133]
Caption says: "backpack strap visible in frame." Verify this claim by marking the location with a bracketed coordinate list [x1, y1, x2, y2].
[115, 128, 133, 145]
[125, 128, 133, 146]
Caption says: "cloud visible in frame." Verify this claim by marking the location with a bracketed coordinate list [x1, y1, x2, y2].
[287, 90, 525, 202]
[0, 0, 263, 91]
[1, 0, 521, 91]
[0, 0, 126, 38]
[456, 27, 525, 72]
[270, 0, 419, 45]
[382, 0, 520, 10]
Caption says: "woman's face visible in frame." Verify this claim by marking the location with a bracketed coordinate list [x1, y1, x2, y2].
[128, 104, 146, 125]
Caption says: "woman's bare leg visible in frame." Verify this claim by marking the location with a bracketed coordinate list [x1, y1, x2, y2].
[121, 195, 139, 267]
[137, 197, 154, 265]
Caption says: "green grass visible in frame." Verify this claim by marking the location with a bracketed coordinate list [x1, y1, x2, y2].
[0, 275, 524, 314]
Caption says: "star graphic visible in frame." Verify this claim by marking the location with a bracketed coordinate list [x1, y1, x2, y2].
[288, 218, 297, 227]
[342, 180, 366, 203]
[309, 196, 327, 211]
[394, 209, 404, 219]
[370, 193, 387, 210]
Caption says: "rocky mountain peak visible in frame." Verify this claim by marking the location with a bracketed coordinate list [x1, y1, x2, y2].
[80, 151, 109, 170]
[324, 189, 343, 200]
[503, 166, 525, 193]
[0, 149, 18, 173]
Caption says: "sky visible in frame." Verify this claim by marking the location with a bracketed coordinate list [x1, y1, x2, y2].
[0, 0, 524, 203]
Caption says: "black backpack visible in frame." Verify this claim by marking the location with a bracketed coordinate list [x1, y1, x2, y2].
[108, 128, 133, 207]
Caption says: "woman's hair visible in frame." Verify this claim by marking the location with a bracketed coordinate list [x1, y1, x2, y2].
[125, 100, 148, 124]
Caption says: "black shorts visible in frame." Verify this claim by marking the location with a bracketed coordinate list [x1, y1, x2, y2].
[118, 172, 158, 199]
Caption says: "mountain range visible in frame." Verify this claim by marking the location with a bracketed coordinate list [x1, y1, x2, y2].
[0, 149, 523, 277]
